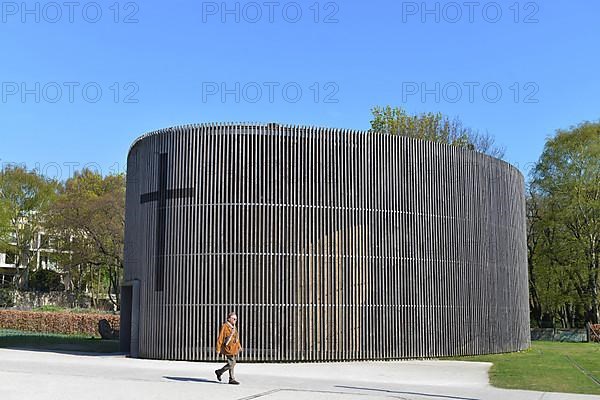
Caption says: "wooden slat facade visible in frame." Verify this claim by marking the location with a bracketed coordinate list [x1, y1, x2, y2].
[122, 123, 530, 361]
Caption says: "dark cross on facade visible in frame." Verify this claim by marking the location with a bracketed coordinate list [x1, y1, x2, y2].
[140, 153, 195, 291]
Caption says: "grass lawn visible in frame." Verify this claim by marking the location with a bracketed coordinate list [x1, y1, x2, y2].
[0, 329, 120, 354]
[452, 341, 600, 395]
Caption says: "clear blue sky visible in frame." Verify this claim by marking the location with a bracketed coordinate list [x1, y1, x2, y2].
[1, 1, 598, 181]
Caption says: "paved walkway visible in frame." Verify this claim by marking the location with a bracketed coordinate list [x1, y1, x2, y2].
[0, 348, 598, 400]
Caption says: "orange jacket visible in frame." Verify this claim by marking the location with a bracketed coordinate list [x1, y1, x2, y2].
[216, 322, 242, 356]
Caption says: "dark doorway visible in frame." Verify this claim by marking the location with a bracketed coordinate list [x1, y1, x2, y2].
[120, 285, 132, 353]
[119, 281, 139, 357]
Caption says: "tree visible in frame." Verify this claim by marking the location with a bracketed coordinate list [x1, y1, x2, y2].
[0, 166, 60, 288]
[45, 169, 125, 309]
[528, 190, 586, 327]
[370, 106, 505, 158]
[526, 189, 544, 326]
[530, 121, 600, 325]
[0, 195, 11, 247]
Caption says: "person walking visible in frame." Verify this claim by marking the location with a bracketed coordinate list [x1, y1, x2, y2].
[215, 312, 242, 385]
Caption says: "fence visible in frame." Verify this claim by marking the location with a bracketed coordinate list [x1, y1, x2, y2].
[531, 327, 589, 342]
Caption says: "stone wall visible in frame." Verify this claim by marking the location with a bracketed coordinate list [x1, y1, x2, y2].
[12, 291, 114, 311]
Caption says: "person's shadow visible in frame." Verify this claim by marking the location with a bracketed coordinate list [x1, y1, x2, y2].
[163, 376, 220, 384]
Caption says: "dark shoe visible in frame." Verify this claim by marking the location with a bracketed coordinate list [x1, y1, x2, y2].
[215, 370, 222, 382]
[229, 379, 240, 385]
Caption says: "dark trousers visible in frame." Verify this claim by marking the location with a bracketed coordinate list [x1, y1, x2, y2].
[217, 355, 236, 380]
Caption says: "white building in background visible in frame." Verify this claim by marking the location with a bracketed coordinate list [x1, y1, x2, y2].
[0, 252, 23, 285]
[0, 231, 62, 286]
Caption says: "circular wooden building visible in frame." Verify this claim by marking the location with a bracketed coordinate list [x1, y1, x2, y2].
[120, 123, 530, 361]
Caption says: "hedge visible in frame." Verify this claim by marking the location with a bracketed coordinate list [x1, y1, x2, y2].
[0, 310, 120, 337]
[590, 324, 600, 342]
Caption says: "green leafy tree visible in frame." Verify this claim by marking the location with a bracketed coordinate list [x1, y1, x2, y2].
[45, 169, 125, 309]
[0, 195, 11, 247]
[527, 189, 545, 326]
[530, 121, 600, 325]
[0, 166, 60, 288]
[528, 190, 587, 327]
[370, 106, 505, 158]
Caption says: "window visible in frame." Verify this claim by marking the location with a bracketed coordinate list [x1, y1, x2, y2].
[5, 253, 16, 265]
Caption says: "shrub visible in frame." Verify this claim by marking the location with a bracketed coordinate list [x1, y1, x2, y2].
[34, 305, 66, 313]
[29, 269, 65, 293]
[0, 288, 14, 308]
[0, 310, 119, 337]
